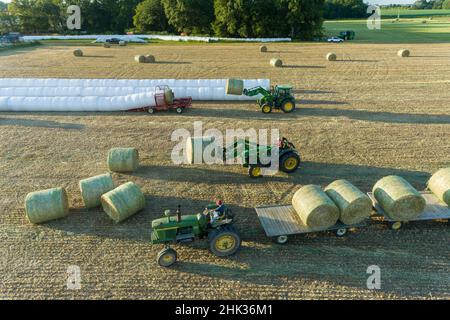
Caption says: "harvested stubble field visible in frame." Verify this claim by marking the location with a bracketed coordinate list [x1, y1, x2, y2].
[0, 42, 449, 299]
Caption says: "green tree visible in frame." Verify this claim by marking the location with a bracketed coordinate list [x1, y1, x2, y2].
[442, 0, 450, 8]
[212, 0, 252, 37]
[279, 0, 325, 40]
[0, 1, 7, 11]
[133, 0, 168, 32]
[161, 0, 214, 34]
[324, 0, 367, 19]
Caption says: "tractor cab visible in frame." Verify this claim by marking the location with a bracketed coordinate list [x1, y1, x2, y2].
[274, 85, 293, 97]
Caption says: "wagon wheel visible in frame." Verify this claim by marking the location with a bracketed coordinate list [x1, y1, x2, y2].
[335, 228, 347, 237]
[390, 221, 403, 230]
[148, 107, 155, 114]
[157, 247, 177, 267]
[176, 107, 183, 114]
[248, 166, 263, 178]
[275, 235, 289, 244]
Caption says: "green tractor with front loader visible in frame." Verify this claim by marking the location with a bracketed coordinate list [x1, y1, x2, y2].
[150, 202, 241, 267]
[222, 137, 301, 178]
[243, 85, 296, 114]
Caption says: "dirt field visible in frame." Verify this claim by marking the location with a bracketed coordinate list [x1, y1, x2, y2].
[0, 42, 449, 299]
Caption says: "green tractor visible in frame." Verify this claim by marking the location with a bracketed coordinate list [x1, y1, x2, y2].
[243, 85, 296, 114]
[151, 202, 241, 267]
[223, 137, 301, 178]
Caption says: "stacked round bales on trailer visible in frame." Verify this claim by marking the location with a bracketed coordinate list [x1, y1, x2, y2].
[325, 179, 372, 225]
[427, 168, 450, 206]
[372, 175, 426, 221]
[292, 185, 340, 229]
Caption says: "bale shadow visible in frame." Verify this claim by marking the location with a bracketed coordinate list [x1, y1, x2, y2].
[294, 89, 336, 94]
[282, 65, 326, 69]
[292, 161, 430, 190]
[155, 61, 192, 65]
[81, 55, 114, 58]
[0, 117, 85, 130]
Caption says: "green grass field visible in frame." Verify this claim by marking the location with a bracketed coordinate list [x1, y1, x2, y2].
[324, 9, 450, 43]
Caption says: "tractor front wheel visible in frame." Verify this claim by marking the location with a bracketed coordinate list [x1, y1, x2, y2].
[281, 100, 296, 113]
[261, 104, 272, 114]
[279, 152, 301, 173]
[157, 247, 177, 267]
[208, 225, 241, 257]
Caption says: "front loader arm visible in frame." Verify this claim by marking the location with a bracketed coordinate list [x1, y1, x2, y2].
[243, 86, 271, 98]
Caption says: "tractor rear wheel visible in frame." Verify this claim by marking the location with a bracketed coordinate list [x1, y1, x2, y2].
[281, 99, 295, 113]
[208, 225, 241, 257]
[157, 248, 177, 267]
[261, 104, 272, 114]
[279, 152, 301, 173]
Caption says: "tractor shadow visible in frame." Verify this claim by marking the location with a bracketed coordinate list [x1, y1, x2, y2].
[132, 165, 289, 185]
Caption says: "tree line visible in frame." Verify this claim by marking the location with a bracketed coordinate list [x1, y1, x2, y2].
[0, 0, 369, 39]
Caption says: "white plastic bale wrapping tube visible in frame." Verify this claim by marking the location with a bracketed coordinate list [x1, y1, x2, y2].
[0, 79, 270, 111]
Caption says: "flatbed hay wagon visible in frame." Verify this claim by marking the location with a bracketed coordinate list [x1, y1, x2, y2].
[368, 191, 450, 230]
[255, 205, 367, 244]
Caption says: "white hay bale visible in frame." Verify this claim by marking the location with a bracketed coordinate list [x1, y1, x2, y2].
[119, 41, 126, 46]
[79, 173, 115, 209]
[103, 43, 111, 48]
[398, 49, 410, 57]
[73, 49, 83, 57]
[101, 182, 145, 223]
[135, 55, 146, 63]
[292, 185, 340, 229]
[186, 136, 216, 164]
[373, 175, 426, 221]
[326, 52, 337, 61]
[270, 58, 282, 68]
[25, 187, 69, 224]
[325, 179, 372, 225]
[107, 148, 139, 172]
[427, 168, 450, 206]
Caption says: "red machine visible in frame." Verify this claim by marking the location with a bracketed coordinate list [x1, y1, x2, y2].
[148, 85, 192, 114]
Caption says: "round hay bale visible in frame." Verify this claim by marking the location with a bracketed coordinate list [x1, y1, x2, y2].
[324, 179, 372, 225]
[260, 45, 267, 53]
[107, 147, 139, 173]
[326, 52, 337, 61]
[398, 49, 410, 57]
[119, 41, 126, 46]
[73, 49, 83, 57]
[427, 168, 450, 206]
[186, 136, 216, 164]
[25, 187, 69, 224]
[145, 54, 155, 63]
[270, 58, 283, 68]
[292, 185, 340, 229]
[226, 79, 244, 95]
[79, 173, 115, 209]
[373, 175, 426, 221]
[103, 43, 111, 48]
[101, 182, 145, 223]
[164, 88, 174, 104]
[135, 55, 146, 63]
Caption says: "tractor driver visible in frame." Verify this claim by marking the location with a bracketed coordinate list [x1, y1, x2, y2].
[209, 200, 225, 225]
